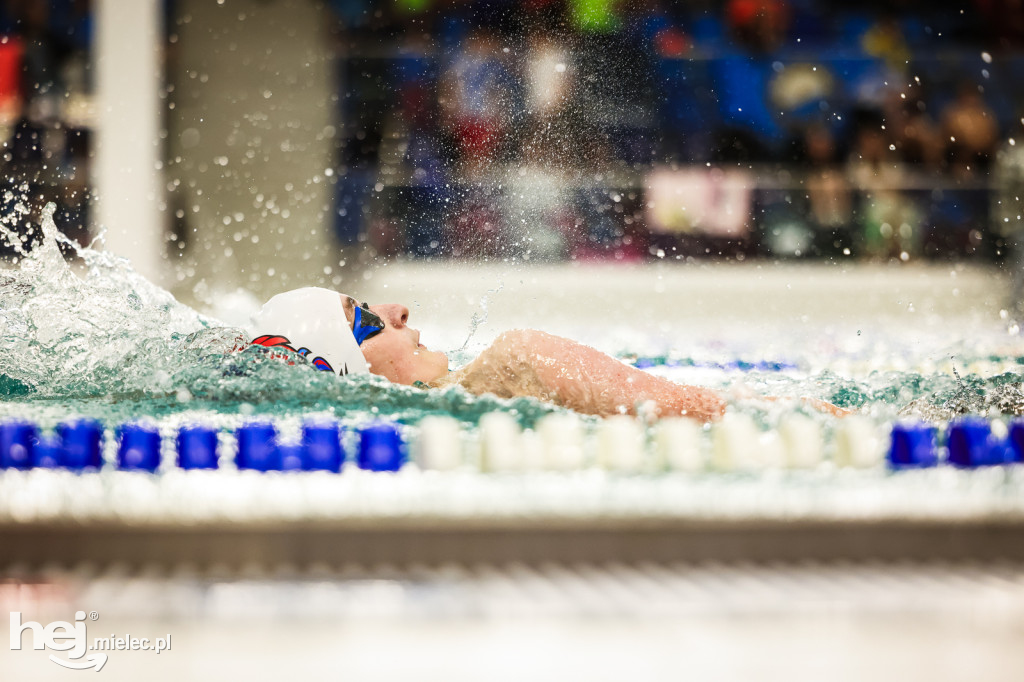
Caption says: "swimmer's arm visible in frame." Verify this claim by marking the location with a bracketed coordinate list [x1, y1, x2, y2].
[727, 385, 853, 417]
[778, 396, 852, 417]
[457, 330, 727, 421]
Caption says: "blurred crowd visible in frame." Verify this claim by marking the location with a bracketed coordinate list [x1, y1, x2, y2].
[2, 0, 1024, 265]
[0, 0, 91, 256]
[329, 0, 1024, 263]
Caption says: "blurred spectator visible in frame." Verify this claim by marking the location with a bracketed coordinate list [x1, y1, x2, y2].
[3, 0, 1022, 268]
[523, 31, 571, 121]
[769, 61, 835, 147]
[0, 37, 21, 129]
[847, 107, 890, 170]
[726, 0, 789, 53]
[568, 0, 621, 34]
[438, 28, 519, 175]
[942, 84, 999, 175]
[803, 123, 853, 246]
[16, 1, 69, 100]
[712, 56, 781, 161]
[887, 93, 945, 169]
[861, 14, 911, 73]
[0, 0, 93, 260]
[847, 108, 922, 259]
[311, 0, 1024, 264]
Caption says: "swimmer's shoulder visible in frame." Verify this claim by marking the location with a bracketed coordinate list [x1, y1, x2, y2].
[421, 368, 466, 390]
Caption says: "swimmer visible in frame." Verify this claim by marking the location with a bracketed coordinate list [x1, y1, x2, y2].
[247, 287, 848, 421]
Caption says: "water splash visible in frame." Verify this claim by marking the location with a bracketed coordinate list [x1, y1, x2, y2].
[941, 361, 986, 415]
[458, 281, 503, 352]
[0, 203, 562, 428]
[0, 202, 1018, 432]
[0, 203, 211, 398]
[0, 186, 33, 260]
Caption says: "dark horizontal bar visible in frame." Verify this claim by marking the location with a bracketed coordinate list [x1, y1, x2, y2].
[2, 518, 1023, 568]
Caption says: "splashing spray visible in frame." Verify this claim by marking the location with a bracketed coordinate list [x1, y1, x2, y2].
[941, 357, 984, 415]
[0, 184, 35, 261]
[458, 281, 503, 352]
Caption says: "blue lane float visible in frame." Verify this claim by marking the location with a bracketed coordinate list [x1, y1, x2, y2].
[233, 421, 348, 472]
[302, 422, 345, 472]
[947, 417, 1018, 468]
[56, 419, 104, 470]
[888, 423, 938, 469]
[1008, 420, 1024, 463]
[358, 422, 406, 472]
[947, 418, 991, 468]
[117, 424, 162, 472]
[32, 436, 60, 469]
[176, 426, 219, 470]
[0, 421, 37, 470]
[4, 415, 1024, 475]
[278, 443, 304, 471]
[628, 356, 799, 372]
[235, 422, 281, 472]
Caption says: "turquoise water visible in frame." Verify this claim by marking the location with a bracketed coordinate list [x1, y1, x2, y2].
[0, 203, 1020, 437]
[0, 205, 565, 432]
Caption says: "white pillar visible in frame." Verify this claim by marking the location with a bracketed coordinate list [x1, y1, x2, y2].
[93, 0, 165, 284]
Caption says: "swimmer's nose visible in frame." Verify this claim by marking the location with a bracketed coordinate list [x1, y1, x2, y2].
[372, 304, 409, 328]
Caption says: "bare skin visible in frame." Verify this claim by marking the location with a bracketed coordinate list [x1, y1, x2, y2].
[341, 297, 849, 421]
[444, 329, 727, 421]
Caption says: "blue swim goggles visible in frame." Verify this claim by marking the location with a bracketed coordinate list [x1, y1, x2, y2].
[352, 302, 385, 345]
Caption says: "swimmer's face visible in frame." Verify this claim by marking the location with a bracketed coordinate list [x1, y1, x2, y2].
[342, 296, 448, 385]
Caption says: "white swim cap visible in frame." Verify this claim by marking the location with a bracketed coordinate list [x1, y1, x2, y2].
[246, 287, 369, 376]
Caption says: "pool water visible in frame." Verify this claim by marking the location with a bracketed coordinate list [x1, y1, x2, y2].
[0, 202, 1021, 451]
